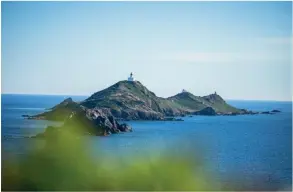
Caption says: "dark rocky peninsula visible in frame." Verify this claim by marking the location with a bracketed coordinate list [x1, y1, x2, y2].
[31, 105, 132, 138]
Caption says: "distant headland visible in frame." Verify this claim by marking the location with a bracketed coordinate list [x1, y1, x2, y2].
[25, 73, 281, 137]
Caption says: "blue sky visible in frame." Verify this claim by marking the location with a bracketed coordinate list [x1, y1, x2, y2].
[1, 2, 292, 101]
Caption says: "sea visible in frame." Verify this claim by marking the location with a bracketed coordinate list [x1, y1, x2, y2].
[1, 94, 292, 190]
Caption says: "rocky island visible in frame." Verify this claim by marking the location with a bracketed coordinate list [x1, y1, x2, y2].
[28, 81, 255, 121]
[32, 105, 132, 138]
[25, 75, 281, 137]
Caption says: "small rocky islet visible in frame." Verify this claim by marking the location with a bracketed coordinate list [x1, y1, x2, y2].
[24, 76, 281, 138]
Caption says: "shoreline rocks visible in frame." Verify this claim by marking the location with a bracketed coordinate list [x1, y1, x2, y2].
[31, 105, 132, 138]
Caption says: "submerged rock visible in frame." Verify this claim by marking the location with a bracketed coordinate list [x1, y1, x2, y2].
[261, 111, 273, 115]
[271, 109, 281, 113]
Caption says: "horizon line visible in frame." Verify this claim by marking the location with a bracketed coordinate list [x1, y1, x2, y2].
[1, 93, 292, 103]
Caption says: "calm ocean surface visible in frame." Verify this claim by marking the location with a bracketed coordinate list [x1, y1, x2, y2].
[1, 94, 292, 189]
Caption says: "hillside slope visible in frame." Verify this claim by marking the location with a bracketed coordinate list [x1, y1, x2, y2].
[28, 80, 251, 121]
[168, 92, 241, 113]
[81, 81, 185, 120]
[29, 98, 80, 121]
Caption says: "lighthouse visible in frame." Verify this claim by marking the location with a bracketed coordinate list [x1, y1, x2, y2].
[128, 72, 134, 81]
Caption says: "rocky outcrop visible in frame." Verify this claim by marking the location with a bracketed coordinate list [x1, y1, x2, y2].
[64, 106, 132, 135]
[50, 97, 75, 110]
[26, 97, 79, 121]
[193, 107, 217, 116]
[32, 105, 132, 138]
[271, 109, 281, 113]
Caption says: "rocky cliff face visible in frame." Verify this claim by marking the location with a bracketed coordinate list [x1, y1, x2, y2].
[63, 105, 132, 135]
[32, 105, 132, 138]
[27, 80, 260, 121]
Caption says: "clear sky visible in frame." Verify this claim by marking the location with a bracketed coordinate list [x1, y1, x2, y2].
[1, 1, 292, 101]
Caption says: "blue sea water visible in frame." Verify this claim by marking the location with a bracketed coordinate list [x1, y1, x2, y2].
[1, 94, 292, 190]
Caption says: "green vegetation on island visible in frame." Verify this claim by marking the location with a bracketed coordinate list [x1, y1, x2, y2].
[24, 80, 280, 138]
[27, 80, 253, 122]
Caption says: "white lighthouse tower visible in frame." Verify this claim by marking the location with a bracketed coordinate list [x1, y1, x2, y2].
[128, 72, 134, 81]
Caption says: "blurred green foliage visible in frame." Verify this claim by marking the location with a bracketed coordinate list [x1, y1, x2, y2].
[2, 123, 289, 191]
[2, 124, 213, 191]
